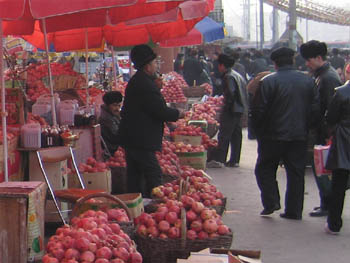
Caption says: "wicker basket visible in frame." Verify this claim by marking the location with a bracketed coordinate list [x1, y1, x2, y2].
[70, 192, 135, 237]
[135, 231, 233, 263]
[182, 86, 206, 98]
[135, 207, 233, 263]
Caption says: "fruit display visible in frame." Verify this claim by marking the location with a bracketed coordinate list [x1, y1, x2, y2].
[173, 142, 205, 153]
[0, 130, 19, 144]
[107, 148, 127, 168]
[43, 209, 142, 263]
[156, 141, 181, 177]
[171, 125, 217, 150]
[26, 112, 48, 126]
[77, 87, 105, 105]
[200, 83, 213, 95]
[161, 74, 187, 103]
[134, 199, 230, 240]
[78, 157, 109, 173]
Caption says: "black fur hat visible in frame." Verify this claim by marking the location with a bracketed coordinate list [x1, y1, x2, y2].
[270, 47, 295, 62]
[130, 44, 157, 70]
[103, 91, 123, 105]
[218, 53, 235, 68]
[300, 40, 328, 59]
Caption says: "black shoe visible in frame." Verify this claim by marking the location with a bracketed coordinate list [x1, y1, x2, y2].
[280, 213, 302, 220]
[309, 207, 328, 217]
[260, 204, 281, 216]
[225, 162, 240, 168]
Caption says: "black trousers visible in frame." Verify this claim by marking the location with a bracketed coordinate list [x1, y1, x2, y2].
[255, 140, 307, 217]
[327, 169, 349, 232]
[125, 148, 162, 198]
[214, 112, 242, 164]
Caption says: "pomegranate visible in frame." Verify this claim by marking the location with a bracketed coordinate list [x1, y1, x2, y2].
[186, 210, 197, 222]
[200, 209, 213, 220]
[218, 225, 230, 235]
[158, 220, 170, 232]
[64, 248, 80, 260]
[75, 237, 90, 252]
[96, 247, 112, 260]
[190, 220, 203, 232]
[186, 230, 198, 240]
[203, 219, 218, 234]
[147, 226, 159, 238]
[129, 252, 143, 263]
[137, 224, 147, 236]
[191, 202, 205, 214]
[113, 247, 130, 261]
[80, 251, 95, 262]
[109, 223, 121, 234]
[165, 212, 178, 224]
[198, 231, 209, 240]
[51, 248, 65, 261]
[168, 227, 180, 239]
[154, 211, 166, 222]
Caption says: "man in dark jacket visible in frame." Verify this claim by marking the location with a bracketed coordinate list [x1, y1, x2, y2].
[207, 53, 248, 168]
[99, 91, 123, 157]
[300, 40, 343, 217]
[118, 44, 183, 197]
[183, 49, 203, 86]
[251, 47, 320, 219]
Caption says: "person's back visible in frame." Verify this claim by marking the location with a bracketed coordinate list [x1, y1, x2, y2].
[256, 68, 317, 141]
[183, 50, 203, 86]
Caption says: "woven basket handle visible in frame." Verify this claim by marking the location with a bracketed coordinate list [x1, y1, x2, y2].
[180, 207, 187, 247]
[71, 192, 132, 220]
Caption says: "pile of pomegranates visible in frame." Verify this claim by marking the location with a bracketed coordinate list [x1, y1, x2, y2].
[43, 209, 142, 263]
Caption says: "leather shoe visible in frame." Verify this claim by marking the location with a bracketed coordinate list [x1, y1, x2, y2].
[225, 162, 239, 168]
[280, 213, 302, 220]
[260, 204, 281, 216]
[309, 207, 328, 217]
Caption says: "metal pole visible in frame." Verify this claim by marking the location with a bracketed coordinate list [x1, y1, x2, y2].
[306, 19, 309, 42]
[85, 29, 90, 106]
[259, 0, 264, 50]
[0, 19, 9, 181]
[247, 0, 251, 40]
[272, 7, 279, 44]
[111, 47, 118, 90]
[288, 0, 297, 50]
[42, 18, 57, 126]
[255, 0, 259, 49]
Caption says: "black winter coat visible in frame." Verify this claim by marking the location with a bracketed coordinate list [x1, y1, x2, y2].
[313, 62, 342, 144]
[250, 66, 320, 141]
[118, 70, 179, 151]
[222, 68, 248, 115]
[183, 56, 203, 86]
[99, 105, 121, 155]
[326, 82, 350, 170]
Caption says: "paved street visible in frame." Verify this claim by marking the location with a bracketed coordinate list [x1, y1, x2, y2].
[208, 129, 350, 263]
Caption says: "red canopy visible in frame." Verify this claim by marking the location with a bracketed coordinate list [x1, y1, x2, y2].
[21, 1, 213, 50]
[2, 0, 197, 34]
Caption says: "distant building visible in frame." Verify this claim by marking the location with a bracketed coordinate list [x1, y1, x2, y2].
[209, 0, 224, 23]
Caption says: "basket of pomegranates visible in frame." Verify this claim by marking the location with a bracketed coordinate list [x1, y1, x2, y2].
[134, 200, 233, 263]
[43, 209, 143, 263]
[71, 193, 135, 238]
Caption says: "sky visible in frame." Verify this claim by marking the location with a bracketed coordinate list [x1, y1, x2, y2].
[222, 0, 350, 43]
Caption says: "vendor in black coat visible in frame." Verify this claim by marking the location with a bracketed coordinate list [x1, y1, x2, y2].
[325, 66, 350, 234]
[118, 44, 183, 197]
[99, 91, 123, 157]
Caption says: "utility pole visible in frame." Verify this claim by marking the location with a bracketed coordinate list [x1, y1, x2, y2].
[288, 0, 297, 50]
[272, 7, 279, 44]
[259, 0, 264, 50]
[243, 0, 251, 41]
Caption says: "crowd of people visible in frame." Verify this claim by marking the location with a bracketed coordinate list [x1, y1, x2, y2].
[98, 41, 350, 235]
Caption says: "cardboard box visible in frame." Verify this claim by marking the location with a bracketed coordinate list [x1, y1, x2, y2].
[0, 181, 47, 263]
[115, 193, 144, 219]
[68, 170, 112, 193]
[176, 151, 207, 170]
[174, 135, 202, 146]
